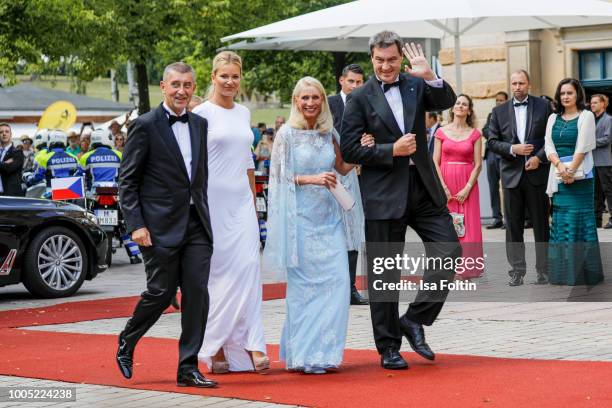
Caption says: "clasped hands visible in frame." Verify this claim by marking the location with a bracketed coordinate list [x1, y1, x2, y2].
[555, 162, 576, 184]
[444, 185, 471, 205]
[511, 143, 541, 171]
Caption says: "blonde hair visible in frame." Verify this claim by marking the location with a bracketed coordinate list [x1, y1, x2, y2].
[288, 76, 333, 134]
[207, 51, 243, 99]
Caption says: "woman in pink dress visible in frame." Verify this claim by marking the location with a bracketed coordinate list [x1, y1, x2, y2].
[433, 94, 484, 279]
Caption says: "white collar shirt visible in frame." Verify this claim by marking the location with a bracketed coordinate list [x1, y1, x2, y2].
[340, 90, 347, 106]
[513, 96, 529, 144]
[163, 102, 192, 182]
[377, 75, 405, 134]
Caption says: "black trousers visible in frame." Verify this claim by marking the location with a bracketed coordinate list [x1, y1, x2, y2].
[365, 170, 460, 354]
[121, 206, 212, 374]
[348, 250, 358, 288]
[503, 174, 550, 276]
[594, 166, 612, 223]
[486, 155, 503, 222]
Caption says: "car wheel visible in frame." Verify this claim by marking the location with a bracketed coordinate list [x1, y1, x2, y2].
[22, 226, 88, 298]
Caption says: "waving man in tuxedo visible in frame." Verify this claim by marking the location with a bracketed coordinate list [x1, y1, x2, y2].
[341, 31, 458, 370]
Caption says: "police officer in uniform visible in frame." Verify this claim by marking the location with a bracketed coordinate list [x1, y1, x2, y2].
[26, 129, 82, 198]
[80, 129, 142, 264]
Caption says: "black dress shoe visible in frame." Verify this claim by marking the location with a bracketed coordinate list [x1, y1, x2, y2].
[380, 347, 408, 370]
[177, 370, 218, 388]
[533, 273, 549, 285]
[116, 334, 133, 379]
[399, 316, 435, 361]
[130, 256, 143, 264]
[486, 220, 504, 229]
[350, 286, 369, 305]
[170, 294, 180, 310]
[508, 274, 524, 286]
[604, 221, 612, 229]
[501, 223, 506, 230]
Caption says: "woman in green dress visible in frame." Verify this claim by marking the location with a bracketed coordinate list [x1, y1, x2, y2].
[544, 78, 603, 285]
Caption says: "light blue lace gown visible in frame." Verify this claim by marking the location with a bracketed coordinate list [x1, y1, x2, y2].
[263, 125, 350, 373]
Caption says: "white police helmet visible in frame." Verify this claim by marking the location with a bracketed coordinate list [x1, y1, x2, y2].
[90, 128, 114, 148]
[33, 128, 50, 149]
[48, 129, 68, 147]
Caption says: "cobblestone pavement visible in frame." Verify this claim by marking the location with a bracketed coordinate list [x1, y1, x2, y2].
[1, 226, 611, 406]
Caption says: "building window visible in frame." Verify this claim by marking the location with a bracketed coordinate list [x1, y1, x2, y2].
[579, 49, 612, 82]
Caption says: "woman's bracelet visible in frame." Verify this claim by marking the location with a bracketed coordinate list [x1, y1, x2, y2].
[296, 176, 301, 186]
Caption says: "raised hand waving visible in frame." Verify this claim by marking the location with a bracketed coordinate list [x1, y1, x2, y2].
[402, 42, 436, 81]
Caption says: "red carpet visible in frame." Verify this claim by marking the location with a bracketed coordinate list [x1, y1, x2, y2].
[1, 289, 611, 407]
[0, 282, 290, 330]
[0, 328, 610, 408]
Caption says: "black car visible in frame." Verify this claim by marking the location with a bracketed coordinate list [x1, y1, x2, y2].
[0, 197, 108, 298]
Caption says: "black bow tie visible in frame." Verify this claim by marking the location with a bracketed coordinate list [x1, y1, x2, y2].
[380, 80, 400, 93]
[168, 113, 189, 126]
[513, 101, 528, 107]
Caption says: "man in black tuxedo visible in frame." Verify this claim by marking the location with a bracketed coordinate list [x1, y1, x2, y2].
[0, 123, 25, 197]
[341, 31, 458, 370]
[328, 63, 368, 306]
[482, 91, 509, 230]
[487, 70, 552, 286]
[116, 62, 217, 388]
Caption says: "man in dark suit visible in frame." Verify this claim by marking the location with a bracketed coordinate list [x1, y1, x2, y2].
[425, 111, 440, 156]
[329, 64, 365, 133]
[590, 94, 612, 229]
[328, 63, 368, 306]
[0, 123, 25, 196]
[341, 31, 458, 370]
[487, 69, 552, 286]
[482, 91, 509, 229]
[116, 62, 217, 388]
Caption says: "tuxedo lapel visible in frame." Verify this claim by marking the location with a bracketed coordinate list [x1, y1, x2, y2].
[525, 96, 534, 142]
[365, 78, 403, 137]
[188, 113, 200, 185]
[507, 101, 519, 143]
[154, 105, 189, 181]
[399, 75, 416, 134]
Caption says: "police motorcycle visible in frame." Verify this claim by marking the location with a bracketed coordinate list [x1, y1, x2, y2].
[81, 129, 141, 266]
[24, 129, 84, 205]
[254, 171, 269, 248]
[23, 128, 51, 198]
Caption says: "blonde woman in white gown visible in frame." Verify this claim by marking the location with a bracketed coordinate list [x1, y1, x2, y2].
[193, 51, 268, 373]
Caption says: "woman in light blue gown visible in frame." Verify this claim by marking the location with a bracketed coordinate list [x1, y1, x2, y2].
[263, 76, 365, 374]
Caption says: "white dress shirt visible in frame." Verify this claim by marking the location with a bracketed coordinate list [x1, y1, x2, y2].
[510, 96, 529, 156]
[377, 75, 443, 164]
[163, 102, 192, 181]
[340, 90, 347, 105]
[377, 75, 444, 134]
[514, 97, 528, 143]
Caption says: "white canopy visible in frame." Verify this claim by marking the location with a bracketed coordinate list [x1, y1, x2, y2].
[223, 0, 612, 91]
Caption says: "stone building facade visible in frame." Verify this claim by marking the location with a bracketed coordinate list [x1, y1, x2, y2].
[438, 23, 612, 128]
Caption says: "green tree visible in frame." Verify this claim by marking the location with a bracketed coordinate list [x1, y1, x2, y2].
[0, 0, 118, 86]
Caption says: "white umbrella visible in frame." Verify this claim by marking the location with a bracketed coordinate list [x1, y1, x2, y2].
[224, 36, 371, 53]
[222, 0, 612, 91]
